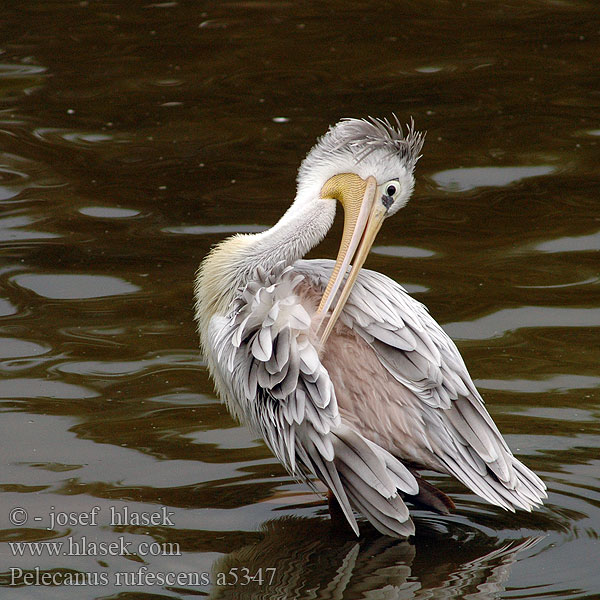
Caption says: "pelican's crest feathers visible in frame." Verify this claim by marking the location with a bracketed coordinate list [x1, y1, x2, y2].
[333, 116, 425, 170]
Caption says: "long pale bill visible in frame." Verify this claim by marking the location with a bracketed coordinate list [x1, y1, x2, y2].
[319, 201, 386, 345]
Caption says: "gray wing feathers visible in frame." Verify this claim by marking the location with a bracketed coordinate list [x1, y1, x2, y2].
[295, 259, 546, 512]
[332, 426, 418, 498]
[330, 425, 417, 537]
[210, 263, 418, 537]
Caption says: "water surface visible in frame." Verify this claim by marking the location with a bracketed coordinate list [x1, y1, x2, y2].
[0, 1, 598, 598]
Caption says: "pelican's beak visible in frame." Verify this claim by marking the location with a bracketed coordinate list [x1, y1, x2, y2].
[317, 173, 387, 345]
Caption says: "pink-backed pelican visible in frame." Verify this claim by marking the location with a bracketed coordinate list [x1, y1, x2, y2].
[194, 117, 546, 537]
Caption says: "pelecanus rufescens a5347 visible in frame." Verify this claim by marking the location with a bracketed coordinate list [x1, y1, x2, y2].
[194, 117, 546, 537]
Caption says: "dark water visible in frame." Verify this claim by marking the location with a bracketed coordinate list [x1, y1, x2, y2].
[0, 1, 598, 598]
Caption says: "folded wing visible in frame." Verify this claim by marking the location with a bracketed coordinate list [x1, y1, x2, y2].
[296, 259, 547, 512]
[207, 263, 419, 537]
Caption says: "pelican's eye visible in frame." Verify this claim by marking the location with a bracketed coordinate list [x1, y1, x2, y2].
[381, 179, 400, 210]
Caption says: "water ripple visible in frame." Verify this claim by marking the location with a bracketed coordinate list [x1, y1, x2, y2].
[534, 230, 600, 254]
[79, 206, 140, 219]
[31, 127, 124, 148]
[477, 375, 600, 394]
[56, 351, 201, 378]
[13, 274, 141, 300]
[0, 63, 47, 78]
[0, 160, 31, 202]
[432, 166, 556, 192]
[444, 306, 600, 340]
[0, 298, 18, 317]
[0, 215, 59, 241]
[516, 275, 598, 290]
[372, 245, 436, 258]
[0, 338, 50, 360]
[163, 224, 268, 235]
[0, 378, 98, 399]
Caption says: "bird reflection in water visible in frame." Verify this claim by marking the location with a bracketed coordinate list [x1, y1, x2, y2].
[208, 516, 541, 599]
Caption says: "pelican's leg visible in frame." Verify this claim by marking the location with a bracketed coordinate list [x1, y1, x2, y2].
[404, 472, 455, 515]
[327, 489, 357, 533]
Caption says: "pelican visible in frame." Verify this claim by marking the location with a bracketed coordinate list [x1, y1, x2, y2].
[194, 117, 546, 537]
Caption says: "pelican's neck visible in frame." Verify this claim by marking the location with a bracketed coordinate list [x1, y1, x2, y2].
[249, 196, 336, 272]
[195, 196, 336, 329]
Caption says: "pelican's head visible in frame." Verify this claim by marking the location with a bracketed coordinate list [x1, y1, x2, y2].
[298, 116, 424, 215]
[298, 117, 425, 343]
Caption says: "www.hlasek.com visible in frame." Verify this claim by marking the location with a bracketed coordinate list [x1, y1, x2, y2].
[10, 535, 181, 558]
[9, 566, 278, 587]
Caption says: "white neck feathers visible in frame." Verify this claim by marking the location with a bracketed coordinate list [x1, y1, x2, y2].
[194, 197, 336, 334]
